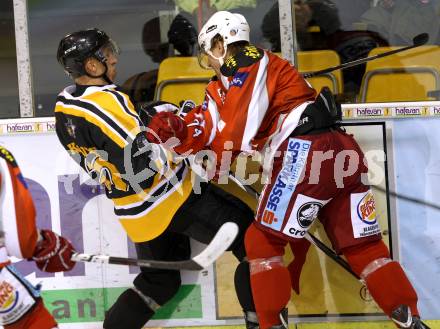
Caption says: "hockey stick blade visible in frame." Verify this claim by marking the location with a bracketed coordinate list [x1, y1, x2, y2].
[71, 222, 239, 270]
[229, 171, 260, 199]
[303, 32, 429, 79]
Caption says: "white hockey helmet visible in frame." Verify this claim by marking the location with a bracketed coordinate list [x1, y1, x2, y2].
[198, 11, 250, 53]
[197, 11, 250, 68]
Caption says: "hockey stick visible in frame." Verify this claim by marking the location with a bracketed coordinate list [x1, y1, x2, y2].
[372, 185, 440, 212]
[303, 33, 429, 79]
[228, 180, 432, 327]
[228, 173, 359, 279]
[305, 230, 360, 279]
[71, 222, 239, 270]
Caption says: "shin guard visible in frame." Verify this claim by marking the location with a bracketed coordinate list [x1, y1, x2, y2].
[249, 257, 291, 329]
[363, 262, 419, 317]
[343, 241, 419, 318]
[245, 223, 291, 329]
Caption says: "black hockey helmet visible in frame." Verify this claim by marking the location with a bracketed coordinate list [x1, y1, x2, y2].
[167, 14, 197, 56]
[57, 28, 119, 79]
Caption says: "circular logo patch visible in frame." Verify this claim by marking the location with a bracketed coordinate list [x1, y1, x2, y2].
[357, 191, 377, 225]
[297, 202, 322, 228]
[0, 282, 18, 314]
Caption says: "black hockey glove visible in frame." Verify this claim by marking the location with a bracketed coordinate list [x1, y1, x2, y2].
[177, 99, 196, 117]
[294, 87, 342, 135]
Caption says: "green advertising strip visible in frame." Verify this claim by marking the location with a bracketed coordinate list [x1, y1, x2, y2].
[41, 284, 201, 323]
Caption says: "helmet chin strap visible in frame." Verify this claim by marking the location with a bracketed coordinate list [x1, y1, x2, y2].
[204, 43, 230, 88]
[206, 43, 228, 67]
[85, 60, 113, 84]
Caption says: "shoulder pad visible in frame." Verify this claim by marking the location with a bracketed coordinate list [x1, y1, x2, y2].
[220, 45, 264, 77]
[0, 146, 17, 166]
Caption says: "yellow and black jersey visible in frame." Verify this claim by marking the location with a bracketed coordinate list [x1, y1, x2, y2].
[55, 84, 193, 242]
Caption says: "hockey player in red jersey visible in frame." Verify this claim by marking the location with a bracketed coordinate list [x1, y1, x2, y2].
[0, 146, 76, 329]
[146, 11, 428, 329]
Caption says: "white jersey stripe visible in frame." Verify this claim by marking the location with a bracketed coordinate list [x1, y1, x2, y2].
[0, 158, 23, 259]
[81, 97, 138, 141]
[107, 90, 144, 128]
[61, 86, 138, 141]
[207, 95, 220, 146]
[241, 52, 270, 151]
[56, 102, 129, 147]
[264, 101, 312, 170]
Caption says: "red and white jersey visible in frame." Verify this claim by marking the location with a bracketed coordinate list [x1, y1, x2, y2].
[176, 47, 316, 166]
[0, 146, 38, 264]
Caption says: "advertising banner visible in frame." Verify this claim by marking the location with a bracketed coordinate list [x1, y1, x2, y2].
[0, 113, 438, 327]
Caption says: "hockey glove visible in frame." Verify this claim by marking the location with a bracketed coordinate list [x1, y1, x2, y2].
[310, 87, 342, 127]
[294, 87, 342, 135]
[178, 99, 196, 117]
[146, 112, 188, 144]
[137, 101, 180, 126]
[32, 229, 76, 272]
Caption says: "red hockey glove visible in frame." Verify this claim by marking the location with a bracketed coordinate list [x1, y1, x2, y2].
[32, 229, 76, 272]
[287, 238, 311, 294]
[137, 101, 180, 126]
[146, 111, 188, 144]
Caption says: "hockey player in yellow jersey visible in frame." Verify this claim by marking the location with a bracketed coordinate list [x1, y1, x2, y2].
[55, 28, 192, 243]
[55, 28, 257, 329]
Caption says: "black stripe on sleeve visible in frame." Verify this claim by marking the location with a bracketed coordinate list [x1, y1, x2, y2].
[58, 95, 129, 142]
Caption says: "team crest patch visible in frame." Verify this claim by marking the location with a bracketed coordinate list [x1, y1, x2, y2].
[231, 72, 249, 87]
[298, 202, 322, 228]
[350, 190, 381, 238]
[65, 118, 76, 138]
[282, 194, 331, 238]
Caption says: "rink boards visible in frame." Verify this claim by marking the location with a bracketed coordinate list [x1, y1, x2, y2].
[0, 102, 438, 328]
